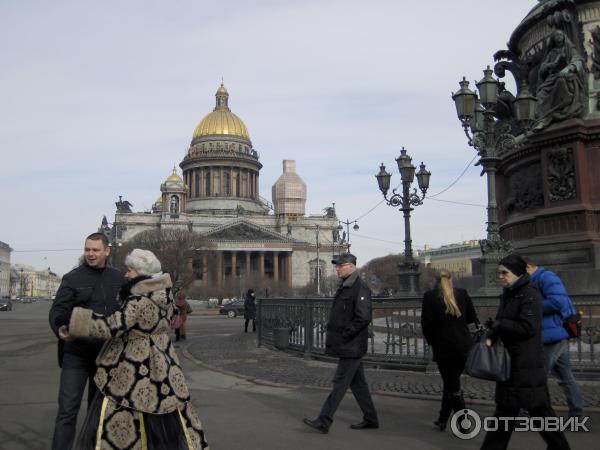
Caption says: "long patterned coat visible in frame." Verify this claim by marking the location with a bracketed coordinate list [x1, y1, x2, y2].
[69, 273, 208, 450]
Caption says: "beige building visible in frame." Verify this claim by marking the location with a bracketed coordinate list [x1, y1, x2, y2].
[12, 264, 61, 299]
[421, 240, 482, 278]
[0, 241, 11, 297]
[108, 84, 341, 291]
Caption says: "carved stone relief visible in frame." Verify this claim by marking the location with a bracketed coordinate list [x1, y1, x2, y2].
[503, 164, 544, 214]
[547, 147, 577, 201]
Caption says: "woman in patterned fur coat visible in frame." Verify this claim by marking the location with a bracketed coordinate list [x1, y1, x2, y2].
[68, 248, 209, 450]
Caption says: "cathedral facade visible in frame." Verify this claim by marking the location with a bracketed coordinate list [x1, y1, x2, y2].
[107, 84, 341, 291]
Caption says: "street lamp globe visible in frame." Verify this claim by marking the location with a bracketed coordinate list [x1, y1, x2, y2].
[513, 83, 537, 123]
[396, 147, 415, 183]
[375, 163, 391, 196]
[470, 98, 485, 134]
[476, 66, 499, 109]
[353, 223, 359, 231]
[451, 77, 477, 120]
[416, 162, 431, 194]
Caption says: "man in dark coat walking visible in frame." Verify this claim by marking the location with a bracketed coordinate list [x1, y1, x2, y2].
[303, 253, 378, 433]
[48, 232, 124, 450]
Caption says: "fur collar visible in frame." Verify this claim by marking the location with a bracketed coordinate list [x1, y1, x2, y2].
[131, 273, 172, 295]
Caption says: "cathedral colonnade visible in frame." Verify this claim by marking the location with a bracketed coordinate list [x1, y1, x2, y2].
[194, 250, 292, 289]
[184, 166, 259, 199]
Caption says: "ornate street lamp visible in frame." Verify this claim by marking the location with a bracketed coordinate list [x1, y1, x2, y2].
[337, 219, 359, 253]
[452, 66, 536, 293]
[375, 147, 431, 295]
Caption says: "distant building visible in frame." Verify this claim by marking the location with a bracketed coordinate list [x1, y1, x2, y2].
[0, 241, 12, 297]
[107, 84, 341, 292]
[421, 240, 481, 278]
[12, 264, 61, 299]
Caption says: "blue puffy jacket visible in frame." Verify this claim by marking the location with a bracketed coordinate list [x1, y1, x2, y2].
[529, 267, 573, 344]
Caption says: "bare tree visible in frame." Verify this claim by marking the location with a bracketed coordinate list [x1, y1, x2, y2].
[116, 229, 207, 289]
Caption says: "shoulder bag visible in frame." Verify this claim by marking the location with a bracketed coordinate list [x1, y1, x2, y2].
[465, 335, 511, 382]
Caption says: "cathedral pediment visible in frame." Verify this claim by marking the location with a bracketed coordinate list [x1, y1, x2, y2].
[200, 220, 295, 242]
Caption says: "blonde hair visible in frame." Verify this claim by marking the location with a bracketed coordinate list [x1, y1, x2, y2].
[437, 269, 461, 317]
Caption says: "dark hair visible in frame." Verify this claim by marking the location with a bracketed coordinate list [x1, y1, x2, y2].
[86, 232, 109, 248]
[521, 255, 534, 265]
[247, 289, 255, 295]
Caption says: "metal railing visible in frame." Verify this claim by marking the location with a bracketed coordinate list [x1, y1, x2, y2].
[257, 294, 600, 374]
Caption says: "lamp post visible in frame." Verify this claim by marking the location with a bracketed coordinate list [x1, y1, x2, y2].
[337, 219, 359, 253]
[451, 66, 536, 293]
[375, 147, 431, 295]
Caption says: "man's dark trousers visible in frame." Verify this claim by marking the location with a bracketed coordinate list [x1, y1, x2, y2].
[318, 357, 378, 426]
[51, 353, 98, 450]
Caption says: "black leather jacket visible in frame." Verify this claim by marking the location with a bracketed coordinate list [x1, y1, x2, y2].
[325, 271, 372, 358]
[49, 263, 124, 361]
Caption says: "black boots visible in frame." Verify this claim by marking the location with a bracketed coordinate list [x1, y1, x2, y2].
[434, 391, 465, 431]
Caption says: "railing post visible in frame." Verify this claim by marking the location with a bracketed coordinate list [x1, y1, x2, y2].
[257, 297, 263, 347]
[304, 297, 313, 359]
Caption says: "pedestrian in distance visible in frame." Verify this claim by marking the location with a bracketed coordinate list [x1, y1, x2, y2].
[48, 232, 124, 450]
[244, 288, 257, 332]
[69, 248, 209, 450]
[480, 254, 570, 450]
[524, 256, 584, 418]
[175, 290, 189, 341]
[303, 253, 378, 434]
[421, 269, 479, 431]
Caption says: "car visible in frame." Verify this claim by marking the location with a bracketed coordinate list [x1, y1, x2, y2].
[0, 299, 13, 311]
[219, 299, 246, 318]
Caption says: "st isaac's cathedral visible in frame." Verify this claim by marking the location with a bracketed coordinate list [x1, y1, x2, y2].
[104, 83, 340, 292]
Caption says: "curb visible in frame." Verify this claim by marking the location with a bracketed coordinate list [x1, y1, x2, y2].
[180, 343, 600, 413]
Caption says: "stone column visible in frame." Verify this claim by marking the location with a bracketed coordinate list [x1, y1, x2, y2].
[245, 252, 251, 279]
[255, 171, 259, 198]
[202, 254, 208, 288]
[258, 252, 265, 281]
[217, 252, 223, 289]
[231, 251, 237, 277]
[286, 252, 292, 288]
[273, 251, 279, 281]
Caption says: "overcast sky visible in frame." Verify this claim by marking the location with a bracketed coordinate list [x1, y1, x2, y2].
[0, 0, 536, 276]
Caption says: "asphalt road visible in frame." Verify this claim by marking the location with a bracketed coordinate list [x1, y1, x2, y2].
[0, 301, 598, 450]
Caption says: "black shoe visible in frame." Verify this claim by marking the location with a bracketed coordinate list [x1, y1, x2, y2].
[433, 419, 447, 431]
[302, 417, 329, 434]
[350, 421, 379, 430]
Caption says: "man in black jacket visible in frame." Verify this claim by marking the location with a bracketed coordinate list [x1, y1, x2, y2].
[303, 253, 378, 433]
[49, 232, 124, 450]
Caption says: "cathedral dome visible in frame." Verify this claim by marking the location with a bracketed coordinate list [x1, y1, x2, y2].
[192, 83, 251, 142]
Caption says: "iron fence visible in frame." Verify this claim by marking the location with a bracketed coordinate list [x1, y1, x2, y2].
[257, 294, 600, 374]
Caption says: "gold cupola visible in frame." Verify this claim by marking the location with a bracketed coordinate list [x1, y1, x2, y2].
[192, 83, 251, 142]
[166, 166, 182, 182]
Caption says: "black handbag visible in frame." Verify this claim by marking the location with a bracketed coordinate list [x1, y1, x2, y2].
[465, 335, 511, 382]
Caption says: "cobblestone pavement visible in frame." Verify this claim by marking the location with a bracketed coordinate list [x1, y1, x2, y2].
[187, 331, 600, 410]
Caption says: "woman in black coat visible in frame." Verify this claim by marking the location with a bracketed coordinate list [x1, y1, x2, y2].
[244, 289, 257, 332]
[421, 269, 478, 431]
[481, 254, 570, 450]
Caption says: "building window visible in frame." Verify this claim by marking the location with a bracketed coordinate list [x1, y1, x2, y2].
[195, 173, 199, 197]
[205, 171, 211, 196]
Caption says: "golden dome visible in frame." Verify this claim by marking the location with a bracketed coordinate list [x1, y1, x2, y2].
[192, 83, 251, 141]
[166, 166, 182, 182]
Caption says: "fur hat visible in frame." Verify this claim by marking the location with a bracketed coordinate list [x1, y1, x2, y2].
[125, 249, 162, 276]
